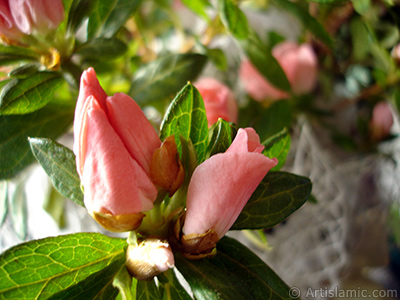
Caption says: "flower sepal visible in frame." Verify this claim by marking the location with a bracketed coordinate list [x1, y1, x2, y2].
[90, 211, 145, 232]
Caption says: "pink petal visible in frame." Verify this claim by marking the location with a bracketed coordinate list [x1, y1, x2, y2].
[183, 151, 277, 238]
[225, 128, 264, 154]
[81, 97, 157, 215]
[106, 93, 161, 175]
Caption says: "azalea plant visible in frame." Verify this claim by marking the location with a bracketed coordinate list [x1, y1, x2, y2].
[0, 0, 399, 299]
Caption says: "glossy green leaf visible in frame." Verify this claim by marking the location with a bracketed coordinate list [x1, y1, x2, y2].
[218, 0, 249, 39]
[129, 53, 207, 105]
[0, 233, 126, 300]
[207, 118, 234, 157]
[240, 32, 291, 92]
[0, 72, 64, 115]
[263, 130, 291, 171]
[136, 279, 160, 300]
[231, 171, 312, 230]
[272, 0, 333, 48]
[175, 252, 254, 300]
[0, 181, 7, 227]
[0, 102, 74, 180]
[29, 138, 84, 207]
[67, 0, 97, 34]
[87, 0, 143, 39]
[212, 237, 298, 300]
[157, 269, 192, 300]
[76, 38, 128, 61]
[160, 83, 209, 164]
[8, 63, 41, 79]
[0, 45, 38, 66]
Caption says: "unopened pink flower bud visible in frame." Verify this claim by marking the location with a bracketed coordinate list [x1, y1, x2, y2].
[369, 101, 394, 141]
[126, 239, 175, 280]
[74, 68, 161, 232]
[240, 42, 318, 101]
[180, 128, 277, 257]
[194, 78, 238, 126]
[10, 0, 64, 35]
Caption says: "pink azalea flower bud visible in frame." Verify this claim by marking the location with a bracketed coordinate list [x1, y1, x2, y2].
[194, 78, 238, 126]
[9, 0, 64, 35]
[369, 101, 394, 141]
[74, 68, 161, 232]
[0, 0, 23, 40]
[126, 239, 174, 280]
[239, 42, 318, 101]
[181, 128, 277, 257]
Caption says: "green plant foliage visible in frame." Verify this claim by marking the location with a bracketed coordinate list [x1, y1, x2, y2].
[176, 236, 298, 300]
[231, 171, 312, 230]
[76, 38, 128, 61]
[218, 0, 249, 40]
[0, 72, 64, 115]
[263, 130, 291, 171]
[0, 45, 39, 67]
[206, 118, 235, 157]
[136, 279, 160, 300]
[0, 102, 74, 180]
[0, 233, 126, 300]
[0, 181, 7, 227]
[160, 83, 209, 164]
[129, 53, 207, 105]
[29, 138, 84, 207]
[157, 269, 192, 300]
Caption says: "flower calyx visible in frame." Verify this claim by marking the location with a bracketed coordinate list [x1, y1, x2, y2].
[90, 210, 145, 232]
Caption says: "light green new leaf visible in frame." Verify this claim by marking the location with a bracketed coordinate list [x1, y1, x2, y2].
[0, 72, 64, 115]
[218, 0, 249, 39]
[0, 102, 74, 180]
[76, 38, 128, 61]
[113, 267, 136, 300]
[0, 233, 126, 300]
[231, 171, 312, 230]
[29, 138, 84, 207]
[240, 32, 291, 92]
[211, 237, 299, 300]
[136, 279, 160, 300]
[272, 0, 333, 48]
[160, 83, 209, 164]
[263, 130, 291, 171]
[181, 0, 211, 20]
[129, 53, 207, 105]
[307, 0, 348, 3]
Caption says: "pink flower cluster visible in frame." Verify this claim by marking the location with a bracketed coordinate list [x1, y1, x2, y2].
[0, 0, 64, 40]
[74, 68, 277, 245]
[240, 42, 318, 101]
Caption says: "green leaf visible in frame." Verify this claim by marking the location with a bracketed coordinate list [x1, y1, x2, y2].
[136, 279, 160, 300]
[0, 233, 126, 300]
[87, 0, 143, 39]
[240, 32, 291, 92]
[0, 181, 7, 227]
[0, 45, 38, 67]
[43, 186, 66, 228]
[272, 0, 333, 48]
[67, 0, 97, 34]
[218, 0, 249, 39]
[307, 0, 348, 3]
[207, 118, 234, 157]
[0, 72, 64, 115]
[0, 101, 74, 180]
[181, 0, 211, 20]
[8, 63, 41, 79]
[76, 38, 128, 61]
[113, 267, 136, 300]
[212, 236, 298, 300]
[129, 53, 207, 105]
[160, 83, 209, 164]
[157, 269, 192, 300]
[175, 252, 254, 300]
[263, 130, 291, 171]
[29, 138, 84, 207]
[231, 171, 312, 230]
